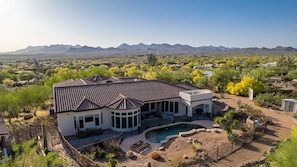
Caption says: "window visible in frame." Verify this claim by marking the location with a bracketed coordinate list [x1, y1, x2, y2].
[151, 103, 155, 110]
[141, 103, 149, 111]
[85, 115, 94, 122]
[111, 116, 114, 127]
[175, 102, 179, 113]
[122, 117, 127, 128]
[165, 101, 169, 111]
[162, 101, 165, 112]
[170, 102, 173, 112]
[134, 115, 137, 126]
[79, 116, 84, 128]
[128, 117, 132, 128]
[95, 114, 99, 126]
[116, 117, 120, 128]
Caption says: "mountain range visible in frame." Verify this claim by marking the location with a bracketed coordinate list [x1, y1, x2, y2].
[2, 43, 297, 56]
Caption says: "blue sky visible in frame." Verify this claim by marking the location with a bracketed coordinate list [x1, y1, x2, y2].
[0, 0, 297, 52]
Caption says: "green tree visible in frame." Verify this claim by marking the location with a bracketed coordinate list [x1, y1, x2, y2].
[196, 76, 208, 88]
[147, 54, 158, 66]
[210, 66, 240, 92]
[287, 68, 297, 80]
[17, 71, 37, 82]
[214, 110, 239, 137]
[277, 55, 295, 75]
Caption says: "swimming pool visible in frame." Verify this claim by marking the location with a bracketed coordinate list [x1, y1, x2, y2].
[145, 123, 204, 143]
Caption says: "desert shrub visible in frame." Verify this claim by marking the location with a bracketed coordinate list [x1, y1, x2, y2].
[241, 124, 250, 132]
[191, 143, 200, 152]
[90, 146, 106, 159]
[266, 118, 274, 125]
[24, 114, 33, 120]
[85, 152, 96, 160]
[150, 151, 161, 160]
[108, 141, 120, 157]
[254, 92, 285, 108]
[183, 155, 188, 159]
[294, 114, 297, 119]
[228, 133, 238, 141]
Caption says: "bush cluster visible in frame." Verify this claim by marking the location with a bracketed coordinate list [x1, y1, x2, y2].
[254, 92, 285, 109]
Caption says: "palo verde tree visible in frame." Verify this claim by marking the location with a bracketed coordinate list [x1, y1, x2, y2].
[226, 76, 264, 96]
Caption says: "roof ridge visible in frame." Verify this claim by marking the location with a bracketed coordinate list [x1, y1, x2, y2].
[107, 93, 144, 110]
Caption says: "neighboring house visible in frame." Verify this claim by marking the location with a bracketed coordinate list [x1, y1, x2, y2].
[270, 76, 295, 93]
[203, 63, 214, 69]
[261, 62, 277, 67]
[203, 70, 214, 77]
[53, 75, 213, 136]
[193, 66, 204, 70]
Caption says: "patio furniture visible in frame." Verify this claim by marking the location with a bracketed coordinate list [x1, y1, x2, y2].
[129, 141, 144, 151]
[135, 143, 150, 153]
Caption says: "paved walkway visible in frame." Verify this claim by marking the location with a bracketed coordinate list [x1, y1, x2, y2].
[120, 120, 214, 155]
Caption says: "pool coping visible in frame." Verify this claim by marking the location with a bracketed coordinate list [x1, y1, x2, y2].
[120, 120, 215, 155]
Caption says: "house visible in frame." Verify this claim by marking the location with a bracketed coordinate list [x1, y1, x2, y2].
[53, 75, 213, 136]
[203, 70, 214, 77]
[261, 62, 277, 67]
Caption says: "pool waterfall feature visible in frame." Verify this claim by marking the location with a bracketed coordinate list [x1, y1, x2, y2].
[145, 122, 206, 144]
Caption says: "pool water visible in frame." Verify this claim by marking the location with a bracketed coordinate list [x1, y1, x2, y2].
[145, 124, 204, 143]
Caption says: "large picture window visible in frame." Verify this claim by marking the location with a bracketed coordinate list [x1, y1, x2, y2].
[111, 110, 140, 131]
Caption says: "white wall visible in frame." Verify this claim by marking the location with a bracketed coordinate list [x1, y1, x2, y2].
[57, 109, 109, 136]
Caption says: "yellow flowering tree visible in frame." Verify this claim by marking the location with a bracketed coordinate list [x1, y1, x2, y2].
[227, 76, 264, 96]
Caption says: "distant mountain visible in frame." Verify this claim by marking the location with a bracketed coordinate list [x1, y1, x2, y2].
[12, 44, 73, 54]
[3, 43, 297, 57]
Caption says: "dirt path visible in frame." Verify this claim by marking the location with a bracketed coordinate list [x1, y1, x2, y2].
[210, 93, 297, 167]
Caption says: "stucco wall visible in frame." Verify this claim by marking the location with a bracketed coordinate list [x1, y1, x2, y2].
[57, 109, 109, 136]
